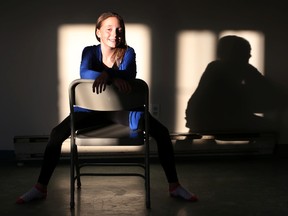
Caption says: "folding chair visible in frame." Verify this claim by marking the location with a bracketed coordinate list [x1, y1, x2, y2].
[69, 78, 150, 209]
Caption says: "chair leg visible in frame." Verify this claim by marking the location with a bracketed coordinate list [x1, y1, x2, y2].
[73, 145, 81, 188]
[70, 144, 75, 209]
[145, 144, 151, 209]
[145, 173, 151, 209]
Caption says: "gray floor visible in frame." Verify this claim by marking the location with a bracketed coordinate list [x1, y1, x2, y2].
[1, 155, 288, 216]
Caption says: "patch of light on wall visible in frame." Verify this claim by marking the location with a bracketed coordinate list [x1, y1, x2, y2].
[57, 24, 151, 122]
[219, 30, 265, 74]
[175, 30, 264, 132]
[125, 24, 151, 84]
[175, 31, 216, 132]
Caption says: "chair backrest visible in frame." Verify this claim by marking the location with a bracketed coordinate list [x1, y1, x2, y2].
[69, 79, 149, 112]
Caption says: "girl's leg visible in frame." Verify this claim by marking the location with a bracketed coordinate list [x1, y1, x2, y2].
[38, 112, 113, 185]
[17, 112, 112, 203]
[148, 114, 198, 202]
[16, 115, 72, 204]
[37, 116, 71, 186]
[148, 114, 178, 183]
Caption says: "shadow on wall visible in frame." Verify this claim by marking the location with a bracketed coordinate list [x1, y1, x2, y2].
[185, 35, 287, 134]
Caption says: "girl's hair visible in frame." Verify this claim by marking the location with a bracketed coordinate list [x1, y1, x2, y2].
[95, 11, 127, 67]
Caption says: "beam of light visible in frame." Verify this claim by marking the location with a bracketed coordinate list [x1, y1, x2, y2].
[175, 31, 216, 132]
[57, 24, 151, 121]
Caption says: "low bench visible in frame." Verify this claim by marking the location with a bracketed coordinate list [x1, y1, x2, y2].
[170, 131, 278, 143]
[169, 131, 278, 156]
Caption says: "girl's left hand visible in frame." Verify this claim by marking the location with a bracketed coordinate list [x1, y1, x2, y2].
[113, 78, 132, 94]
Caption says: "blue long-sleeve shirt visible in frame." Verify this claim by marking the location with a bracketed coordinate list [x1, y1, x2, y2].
[76, 44, 142, 130]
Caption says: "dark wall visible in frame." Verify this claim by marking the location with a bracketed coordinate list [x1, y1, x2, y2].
[0, 0, 287, 150]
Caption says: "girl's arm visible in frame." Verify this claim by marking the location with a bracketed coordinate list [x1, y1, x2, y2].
[80, 46, 102, 79]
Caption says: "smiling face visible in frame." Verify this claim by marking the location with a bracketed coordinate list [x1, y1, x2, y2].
[96, 16, 124, 49]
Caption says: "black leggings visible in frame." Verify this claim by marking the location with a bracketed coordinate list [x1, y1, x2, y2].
[38, 111, 178, 185]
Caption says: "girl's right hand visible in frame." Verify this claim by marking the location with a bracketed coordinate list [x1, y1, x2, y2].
[92, 72, 110, 94]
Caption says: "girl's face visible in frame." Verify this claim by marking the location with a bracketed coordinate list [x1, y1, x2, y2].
[96, 16, 123, 49]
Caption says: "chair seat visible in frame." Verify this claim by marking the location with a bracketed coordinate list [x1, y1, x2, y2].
[75, 124, 144, 146]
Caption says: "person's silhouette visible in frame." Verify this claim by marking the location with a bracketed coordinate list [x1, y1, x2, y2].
[185, 35, 285, 133]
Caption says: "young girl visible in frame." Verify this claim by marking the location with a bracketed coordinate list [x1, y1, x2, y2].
[17, 11, 198, 204]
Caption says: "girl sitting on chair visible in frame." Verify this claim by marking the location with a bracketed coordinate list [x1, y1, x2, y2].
[17, 11, 198, 204]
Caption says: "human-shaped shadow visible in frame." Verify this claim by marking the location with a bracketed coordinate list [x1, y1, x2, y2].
[185, 35, 286, 134]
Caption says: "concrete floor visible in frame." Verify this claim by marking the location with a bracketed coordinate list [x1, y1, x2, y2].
[1, 155, 288, 216]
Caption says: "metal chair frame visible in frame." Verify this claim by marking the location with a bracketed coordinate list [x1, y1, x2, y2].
[69, 78, 150, 209]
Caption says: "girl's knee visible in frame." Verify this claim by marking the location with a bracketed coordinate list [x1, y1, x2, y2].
[48, 126, 70, 145]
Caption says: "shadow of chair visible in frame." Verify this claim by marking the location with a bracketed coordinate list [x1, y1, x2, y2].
[68, 78, 150, 209]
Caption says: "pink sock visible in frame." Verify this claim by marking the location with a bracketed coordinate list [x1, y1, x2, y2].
[169, 185, 198, 202]
[16, 185, 47, 204]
